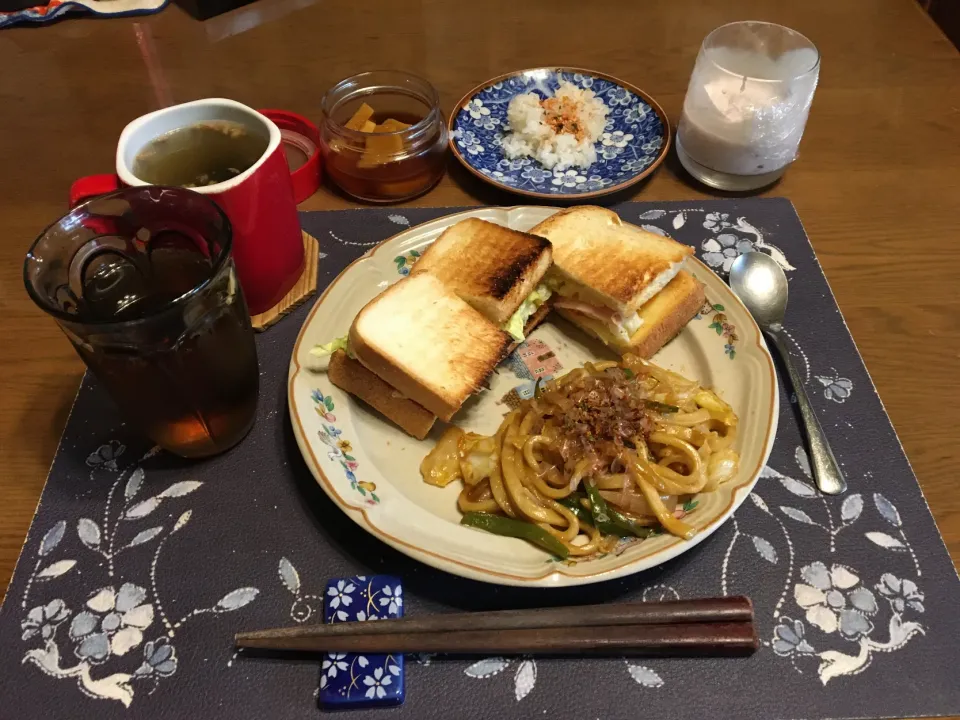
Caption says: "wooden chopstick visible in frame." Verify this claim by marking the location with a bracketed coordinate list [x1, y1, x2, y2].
[238, 597, 751, 640]
[235, 596, 757, 657]
[237, 621, 757, 656]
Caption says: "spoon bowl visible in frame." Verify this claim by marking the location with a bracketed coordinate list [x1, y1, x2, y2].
[729, 252, 789, 330]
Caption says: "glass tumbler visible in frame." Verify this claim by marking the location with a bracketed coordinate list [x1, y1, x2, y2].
[676, 21, 820, 191]
[24, 187, 260, 458]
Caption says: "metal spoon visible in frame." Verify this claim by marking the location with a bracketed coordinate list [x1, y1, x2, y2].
[729, 252, 846, 495]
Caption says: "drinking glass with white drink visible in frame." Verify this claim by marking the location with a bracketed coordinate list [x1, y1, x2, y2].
[677, 21, 820, 191]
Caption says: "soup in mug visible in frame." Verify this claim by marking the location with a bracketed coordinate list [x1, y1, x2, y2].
[132, 120, 269, 188]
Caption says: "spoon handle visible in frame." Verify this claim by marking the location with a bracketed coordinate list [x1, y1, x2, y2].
[766, 329, 847, 495]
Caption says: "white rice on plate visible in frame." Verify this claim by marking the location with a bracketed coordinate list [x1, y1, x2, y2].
[501, 81, 610, 171]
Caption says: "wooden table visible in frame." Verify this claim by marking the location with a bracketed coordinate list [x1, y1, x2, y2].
[1, 0, 958, 604]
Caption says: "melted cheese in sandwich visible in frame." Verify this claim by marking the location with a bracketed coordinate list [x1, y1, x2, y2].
[552, 295, 643, 344]
[547, 259, 685, 344]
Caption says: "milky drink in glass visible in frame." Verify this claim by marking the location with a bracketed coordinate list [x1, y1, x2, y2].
[677, 22, 820, 191]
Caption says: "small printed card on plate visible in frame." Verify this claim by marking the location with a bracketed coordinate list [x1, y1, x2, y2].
[320, 575, 405, 708]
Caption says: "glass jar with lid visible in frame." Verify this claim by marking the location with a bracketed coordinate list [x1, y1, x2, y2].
[320, 71, 447, 203]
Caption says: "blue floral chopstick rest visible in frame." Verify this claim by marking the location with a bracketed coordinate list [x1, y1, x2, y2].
[320, 575, 404, 708]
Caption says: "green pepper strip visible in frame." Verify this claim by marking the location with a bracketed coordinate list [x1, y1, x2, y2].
[557, 494, 592, 524]
[606, 506, 655, 538]
[583, 483, 654, 539]
[645, 400, 680, 413]
[534, 377, 544, 399]
[460, 512, 569, 559]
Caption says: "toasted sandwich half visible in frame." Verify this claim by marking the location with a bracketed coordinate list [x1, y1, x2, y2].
[530, 206, 699, 355]
[326, 300, 552, 439]
[348, 272, 513, 421]
[409, 218, 553, 342]
[327, 349, 437, 440]
[555, 270, 706, 357]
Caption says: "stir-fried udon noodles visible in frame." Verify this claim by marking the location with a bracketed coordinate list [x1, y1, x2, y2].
[420, 355, 740, 559]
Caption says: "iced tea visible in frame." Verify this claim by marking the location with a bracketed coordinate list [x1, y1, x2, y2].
[24, 187, 259, 458]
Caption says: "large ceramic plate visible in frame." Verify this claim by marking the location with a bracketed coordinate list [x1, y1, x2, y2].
[289, 208, 778, 587]
[449, 68, 670, 200]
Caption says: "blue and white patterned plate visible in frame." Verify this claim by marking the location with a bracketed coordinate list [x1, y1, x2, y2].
[448, 68, 670, 200]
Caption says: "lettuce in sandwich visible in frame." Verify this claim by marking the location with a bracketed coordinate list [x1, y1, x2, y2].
[311, 335, 355, 359]
[503, 284, 552, 342]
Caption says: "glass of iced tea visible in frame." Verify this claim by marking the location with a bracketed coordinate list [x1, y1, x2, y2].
[24, 186, 259, 458]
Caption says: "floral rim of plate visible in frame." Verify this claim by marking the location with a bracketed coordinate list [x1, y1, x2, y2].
[447, 68, 671, 200]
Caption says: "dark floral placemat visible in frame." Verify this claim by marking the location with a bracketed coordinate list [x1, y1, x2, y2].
[1, 199, 958, 720]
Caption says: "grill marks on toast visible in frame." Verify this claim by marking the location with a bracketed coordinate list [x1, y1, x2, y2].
[411, 218, 552, 324]
[531, 206, 693, 313]
[486, 241, 550, 299]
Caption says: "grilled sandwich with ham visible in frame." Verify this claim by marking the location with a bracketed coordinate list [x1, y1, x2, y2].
[530, 206, 705, 356]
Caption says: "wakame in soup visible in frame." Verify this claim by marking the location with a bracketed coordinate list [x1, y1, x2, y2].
[132, 120, 269, 188]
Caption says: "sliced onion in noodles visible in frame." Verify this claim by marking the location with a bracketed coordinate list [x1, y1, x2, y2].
[669, 409, 711, 427]
[706, 448, 740, 490]
[458, 481, 499, 513]
[599, 488, 677, 517]
[420, 426, 463, 487]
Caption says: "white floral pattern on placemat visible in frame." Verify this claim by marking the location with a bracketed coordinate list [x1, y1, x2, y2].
[464, 655, 666, 700]
[815, 371, 854, 403]
[18, 443, 260, 707]
[636, 207, 795, 275]
[731, 448, 924, 685]
[700, 211, 795, 274]
[463, 588, 679, 700]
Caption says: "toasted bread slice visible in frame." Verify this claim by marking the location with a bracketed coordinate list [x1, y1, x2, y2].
[556, 271, 705, 358]
[328, 350, 436, 440]
[330, 298, 551, 438]
[410, 218, 553, 325]
[349, 273, 512, 421]
[531, 206, 692, 315]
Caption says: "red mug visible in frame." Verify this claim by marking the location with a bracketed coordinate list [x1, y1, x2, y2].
[71, 98, 305, 316]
